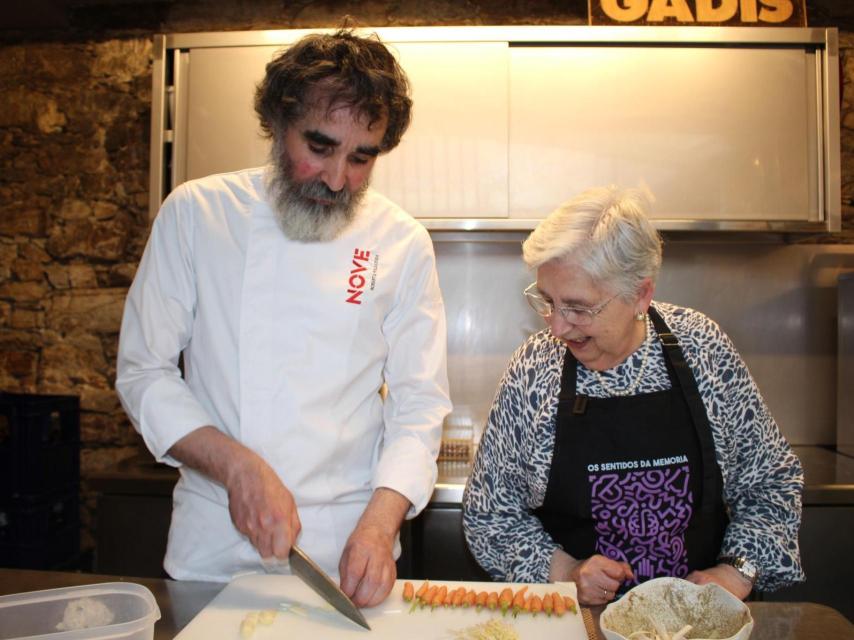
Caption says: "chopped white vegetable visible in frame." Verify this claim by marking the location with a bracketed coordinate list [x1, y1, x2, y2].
[239, 617, 256, 639]
[258, 609, 277, 625]
[278, 601, 310, 617]
[451, 618, 520, 640]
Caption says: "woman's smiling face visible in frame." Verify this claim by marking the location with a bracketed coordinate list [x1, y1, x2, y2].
[535, 259, 652, 371]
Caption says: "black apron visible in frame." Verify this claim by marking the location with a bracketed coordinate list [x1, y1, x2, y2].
[533, 306, 727, 590]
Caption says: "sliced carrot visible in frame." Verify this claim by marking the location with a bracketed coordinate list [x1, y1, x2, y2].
[511, 586, 528, 617]
[421, 585, 438, 608]
[415, 580, 430, 601]
[445, 587, 454, 607]
[451, 587, 465, 607]
[475, 591, 489, 611]
[432, 585, 448, 609]
[542, 592, 553, 616]
[486, 591, 499, 611]
[552, 592, 566, 617]
[498, 587, 513, 615]
[463, 590, 477, 608]
[403, 582, 414, 602]
[529, 594, 543, 616]
[564, 595, 578, 614]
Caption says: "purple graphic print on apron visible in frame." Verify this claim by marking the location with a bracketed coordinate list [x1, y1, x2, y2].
[590, 465, 692, 584]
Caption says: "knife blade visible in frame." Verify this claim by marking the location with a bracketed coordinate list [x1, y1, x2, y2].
[261, 545, 371, 630]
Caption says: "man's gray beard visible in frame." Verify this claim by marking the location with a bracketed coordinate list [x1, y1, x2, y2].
[266, 146, 368, 243]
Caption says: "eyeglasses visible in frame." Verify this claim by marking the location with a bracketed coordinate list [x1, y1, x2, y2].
[523, 283, 617, 326]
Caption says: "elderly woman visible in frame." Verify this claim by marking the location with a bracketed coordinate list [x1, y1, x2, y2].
[462, 186, 804, 606]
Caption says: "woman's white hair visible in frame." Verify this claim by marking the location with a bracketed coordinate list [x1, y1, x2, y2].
[522, 186, 663, 299]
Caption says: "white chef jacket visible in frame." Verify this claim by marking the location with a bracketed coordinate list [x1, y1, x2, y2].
[116, 167, 451, 582]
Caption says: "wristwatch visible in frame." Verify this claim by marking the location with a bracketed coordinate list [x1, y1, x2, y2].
[719, 556, 759, 586]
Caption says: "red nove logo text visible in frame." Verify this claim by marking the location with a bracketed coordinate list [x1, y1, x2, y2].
[346, 248, 371, 305]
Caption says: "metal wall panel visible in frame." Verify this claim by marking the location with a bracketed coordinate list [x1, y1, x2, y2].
[435, 239, 854, 445]
[149, 26, 841, 231]
[509, 46, 819, 221]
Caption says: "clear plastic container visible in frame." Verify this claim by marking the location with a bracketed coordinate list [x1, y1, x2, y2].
[0, 582, 160, 640]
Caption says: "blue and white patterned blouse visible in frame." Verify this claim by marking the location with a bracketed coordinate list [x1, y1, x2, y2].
[462, 301, 805, 592]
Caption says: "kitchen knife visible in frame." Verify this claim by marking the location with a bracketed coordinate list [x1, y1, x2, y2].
[261, 545, 371, 630]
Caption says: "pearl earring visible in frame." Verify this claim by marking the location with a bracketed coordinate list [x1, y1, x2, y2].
[636, 311, 645, 321]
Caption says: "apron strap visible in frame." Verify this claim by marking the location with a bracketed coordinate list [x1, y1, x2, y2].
[648, 305, 720, 515]
[558, 345, 578, 407]
[542, 345, 583, 506]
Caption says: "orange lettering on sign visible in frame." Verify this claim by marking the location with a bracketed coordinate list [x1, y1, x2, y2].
[601, 0, 649, 21]
[696, 0, 737, 21]
[740, 0, 758, 21]
[648, 0, 695, 21]
[759, 0, 793, 22]
[590, 0, 800, 24]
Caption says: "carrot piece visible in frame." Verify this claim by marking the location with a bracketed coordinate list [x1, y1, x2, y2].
[498, 587, 513, 615]
[486, 591, 499, 611]
[551, 592, 566, 617]
[563, 595, 578, 614]
[463, 590, 477, 608]
[403, 581, 414, 602]
[451, 587, 466, 607]
[415, 580, 430, 601]
[529, 594, 543, 616]
[475, 591, 489, 611]
[432, 585, 448, 609]
[421, 585, 438, 608]
[511, 586, 529, 616]
[542, 592, 553, 616]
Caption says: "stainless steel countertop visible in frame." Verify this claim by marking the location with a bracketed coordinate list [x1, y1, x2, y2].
[1, 569, 851, 639]
[794, 445, 854, 505]
[433, 459, 471, 503]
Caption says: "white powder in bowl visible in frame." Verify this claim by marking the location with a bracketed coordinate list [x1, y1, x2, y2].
[56, 597, 115, 630]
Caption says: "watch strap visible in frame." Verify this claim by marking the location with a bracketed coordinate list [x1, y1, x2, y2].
[719, 555, 758, 586]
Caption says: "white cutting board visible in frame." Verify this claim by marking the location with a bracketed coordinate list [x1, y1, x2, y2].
[175, 574, 590, 639]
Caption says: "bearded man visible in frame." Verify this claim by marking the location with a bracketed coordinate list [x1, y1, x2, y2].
[116, 30, 451, 607]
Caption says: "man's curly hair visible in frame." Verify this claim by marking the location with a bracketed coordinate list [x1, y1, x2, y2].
[254, 29, 412, 152]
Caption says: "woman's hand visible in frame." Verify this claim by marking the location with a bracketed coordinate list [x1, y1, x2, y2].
[552, 550, 634, 605]
[686, 564, 753, 600]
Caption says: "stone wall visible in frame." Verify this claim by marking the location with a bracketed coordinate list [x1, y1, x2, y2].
[0, 39, 152, 558]
[1, 0, 854, 563]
